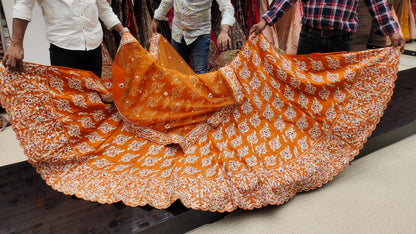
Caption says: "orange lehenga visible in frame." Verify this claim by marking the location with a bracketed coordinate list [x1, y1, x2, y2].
[0, 33, 399, 212]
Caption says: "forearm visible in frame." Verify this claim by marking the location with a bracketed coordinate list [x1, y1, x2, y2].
[112, 23, 126, 35]
[217, 0, 235, 27]
[154, 0, 173, 21]
[263, 0, 297, 25]
[97, 0, 122, 29]
[10, 18, 29, 47]
[2, 18, 28, 71]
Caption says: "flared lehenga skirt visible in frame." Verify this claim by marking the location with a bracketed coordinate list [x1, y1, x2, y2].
[0, 33, 399, 212]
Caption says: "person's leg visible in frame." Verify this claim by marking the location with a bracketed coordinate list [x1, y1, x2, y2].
[296, 31, 325, 55]
[171, 38, 191, 65]
[190, 34, 210, 74]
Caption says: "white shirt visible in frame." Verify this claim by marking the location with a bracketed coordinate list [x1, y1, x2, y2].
[154, 0, 235, 45]
[13, 0, 121, 51]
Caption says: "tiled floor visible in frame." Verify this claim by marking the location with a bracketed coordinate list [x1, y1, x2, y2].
[0, 118, 26, 166]
[399, 54, 416, 70]
[405, 40, 416, 51]
[190, 134, 416, 234]
[399, 40, 416, 69]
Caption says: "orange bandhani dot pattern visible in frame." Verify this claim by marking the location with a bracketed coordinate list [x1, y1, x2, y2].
[0, 33, 399, 212]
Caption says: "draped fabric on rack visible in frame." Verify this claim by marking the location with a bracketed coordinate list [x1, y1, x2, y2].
[0, 32, 399, 212]
[121, 0, 172, 50]
[208, 1, 246, 71]
[258, 0, 279, 49]
[212, 0, 301, 55]
[123, 0, 140, 41]
[409, 0, 416, 39]
[402, 0, 411, 40]
[210, 0, 268, 71]
[101, 0, 123, 60]
[146, 0, 172, 43]
[393, 0, 414, 41]
[273, 1, 302, 54]
[229, 0, 254, 37]
[131, 0, 155, 50]
[211, 0, 261, 50]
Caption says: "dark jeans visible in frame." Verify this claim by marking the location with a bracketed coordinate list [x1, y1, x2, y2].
[49, 44, 102, 78]
[171, 34, 210, 74]
[296, 30, 352, 55]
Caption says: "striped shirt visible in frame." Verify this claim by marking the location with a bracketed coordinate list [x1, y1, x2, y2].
[263, 0, 399, 35]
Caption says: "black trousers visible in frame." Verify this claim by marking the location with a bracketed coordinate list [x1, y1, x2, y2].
[49, 44, 102, 78]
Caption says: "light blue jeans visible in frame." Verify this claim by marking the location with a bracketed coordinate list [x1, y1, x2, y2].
[171, 34, 210, 74]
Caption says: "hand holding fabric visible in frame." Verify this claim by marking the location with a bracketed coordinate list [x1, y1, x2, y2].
[112, 23, 129, 37]
[2, 42, 24, 72]
[2, 18, 28, 72]
[389, 32, 405, 54]
[151, 19, 159, 34]
[249, 18, 268, 36]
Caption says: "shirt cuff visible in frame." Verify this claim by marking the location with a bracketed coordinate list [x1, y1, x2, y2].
[100, 13, 121, 30]
[13, 4, 34, 22]
[220, 17, 235, 27]
[379, 20, 400, 36]
[154, 9, 169, 21]
[262, 14, 275, 26]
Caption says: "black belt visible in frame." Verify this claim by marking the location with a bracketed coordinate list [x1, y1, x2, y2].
[302, 25, 351, 38]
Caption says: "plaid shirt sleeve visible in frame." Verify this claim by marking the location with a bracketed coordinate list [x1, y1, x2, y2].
[263, 0, 298, 25]
[364, 0, 399, 35]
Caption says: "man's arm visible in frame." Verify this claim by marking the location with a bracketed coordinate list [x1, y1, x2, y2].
[364, 0, 405, 53]
[151, 0, 174, 34]
[216, 0, 235, 51]
[2, 0, 36, 71]
[249, 0, 297, 35]
[2, 19, 29, 72]
[97, 0, 126, 36]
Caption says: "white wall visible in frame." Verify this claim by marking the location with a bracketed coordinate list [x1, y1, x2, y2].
[3, 1, 50, 65]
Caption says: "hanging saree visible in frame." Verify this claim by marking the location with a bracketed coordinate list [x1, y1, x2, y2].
[394, 0, 411, 41]
[259, 0, 279, 49]
[0, 32, 399, 212]
[409, 0, 416, 40]
[273, 1, 302, 54]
